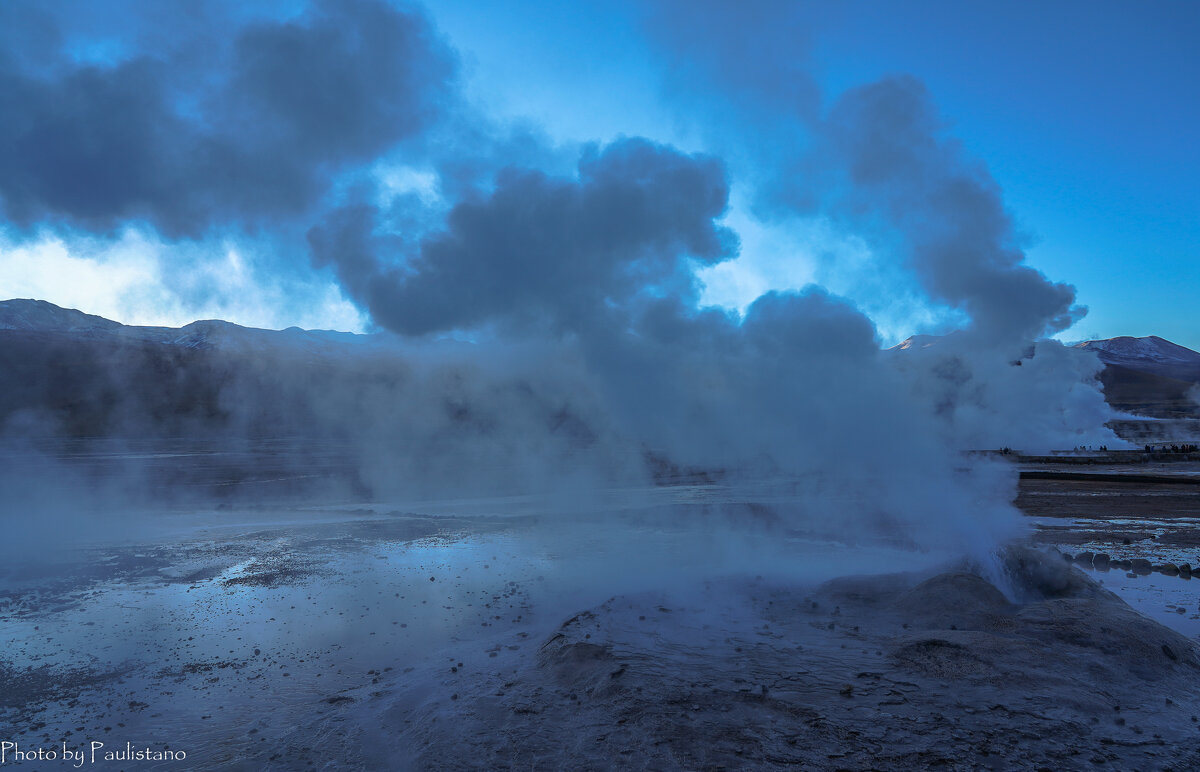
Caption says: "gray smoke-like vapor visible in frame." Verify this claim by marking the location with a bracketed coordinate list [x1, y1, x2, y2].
[637, 0, 1117, 458]
[646, 3, 1083, 347]
[0, 0, 1126, 572]
[0, 0, 454, 236]
[304, 126, 1034, 558]
[309, 138, 736, 336]
[824, 76, 1084, 343]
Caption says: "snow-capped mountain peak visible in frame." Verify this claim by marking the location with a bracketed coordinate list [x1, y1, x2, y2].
[1076, 335, 1200, 364]
[888, 334, 944, 352]
[1073, 335, 1200, 383]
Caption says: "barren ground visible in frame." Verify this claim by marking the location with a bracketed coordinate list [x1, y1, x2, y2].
[2, 456, 1200, 769]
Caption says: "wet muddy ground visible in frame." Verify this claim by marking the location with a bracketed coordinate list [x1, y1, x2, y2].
[1021, 459, 1200, 640]
[2, 458, 1200, 769]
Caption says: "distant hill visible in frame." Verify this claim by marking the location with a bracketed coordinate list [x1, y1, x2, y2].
[0, 300, 603, 462]
[1072, 336, 1200, 419]
[0, 298, 370, 354]
[889, 330, 1200, 420]
[887, 333, 947, 352]
[0, 298, 122, 333]
[0, 299, 393, 438]
[1096, 364, 1198, 419]
[1074, 335, 1200, 384]
[4, 299, 1197, 437]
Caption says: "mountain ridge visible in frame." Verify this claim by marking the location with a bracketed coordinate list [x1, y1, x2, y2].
[0, 298, 376, 356]
[1, 298, 1196, 437]
[7, 298, 1199, 381]
[1074, 335, 1200, 383]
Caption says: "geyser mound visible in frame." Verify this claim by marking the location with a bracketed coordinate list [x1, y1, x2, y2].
[358, 546, 1200, 770]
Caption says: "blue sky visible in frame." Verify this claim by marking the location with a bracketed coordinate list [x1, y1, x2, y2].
[1, 0, 1196, 348]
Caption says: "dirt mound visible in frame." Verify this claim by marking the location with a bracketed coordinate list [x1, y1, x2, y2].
[352, 550, 1200, 769]
[894, 571, 1013, 630]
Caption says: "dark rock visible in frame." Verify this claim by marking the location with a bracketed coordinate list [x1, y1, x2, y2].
[1159, 563, 1180, 577]
[1131, 559, 1153, 575]
[1093, 553, 1110, 569]
[1076, 551, 1095, 564]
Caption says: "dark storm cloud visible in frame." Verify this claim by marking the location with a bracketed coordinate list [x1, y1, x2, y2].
[308, 137, 737, 336]
[0, 0, 455, 236]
